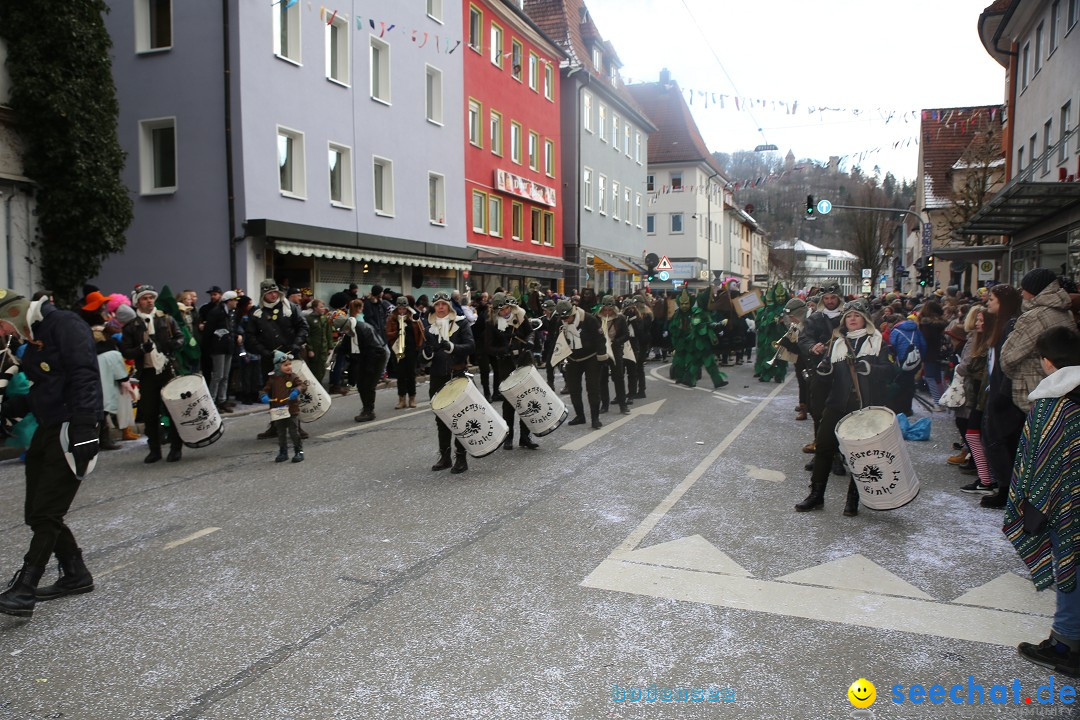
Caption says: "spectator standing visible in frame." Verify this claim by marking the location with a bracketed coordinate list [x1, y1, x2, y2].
[204, 290, 239, 413]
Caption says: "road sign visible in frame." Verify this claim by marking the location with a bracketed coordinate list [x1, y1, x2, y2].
[861, 268, 872, 279]
[658, 271, 670, 281]
[656, 255, 673, 271]
[816, 199, 832, 215]
[861, 279, 872, 292]
[978, 260, 995, 281]
[753, 274, 769, 282]
[699, 270, 710, 280]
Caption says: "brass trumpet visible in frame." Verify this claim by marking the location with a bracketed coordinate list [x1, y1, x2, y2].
[765, 325, 800, 367]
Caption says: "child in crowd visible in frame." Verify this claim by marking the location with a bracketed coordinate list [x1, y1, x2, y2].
[260, 351, 307, 463]
[1005, 325, 1080, 677]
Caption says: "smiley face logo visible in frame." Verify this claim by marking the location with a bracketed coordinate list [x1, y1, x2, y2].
[847, 678, 876, 708]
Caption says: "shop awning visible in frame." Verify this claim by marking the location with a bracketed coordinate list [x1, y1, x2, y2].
[958, 180, 1080, 236]
[927, 244, 1010, 262]
[469, 244, 580, 277]
[590, 252, 625, 272]
[275, 240, 472, 272]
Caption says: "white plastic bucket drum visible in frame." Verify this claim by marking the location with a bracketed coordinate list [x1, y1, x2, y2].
[835, 406, 920, 510]
[498, 365, 568, 437]
[431, 377, 508, 458]
[161, 375, 224, 448]
[291, 359, 332, 423]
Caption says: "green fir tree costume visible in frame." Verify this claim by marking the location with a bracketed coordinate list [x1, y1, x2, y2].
[754, 282, 791, 383]
[669, 288, 727, 388]
[155, 286, 201, 376]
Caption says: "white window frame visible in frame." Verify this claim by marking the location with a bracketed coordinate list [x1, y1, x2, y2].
[543, 210, 554, 246]
[472, 189, 487, 233]
[623, 125, 631, 156]
[468, 5, 483, 53]
[528, 131, 539, 171]
[530, 207, 542, 244]
[671, 171, 683, 191]
[1043, 118, 1053, 175]
[427, 0, 443, 23]
[635, 132, 642, 164]
[1035, 23, 1044, 73]
[635, 193, 642, 228]
[327, 142, 353, 209]
[510, 121, 522, 164]
[1070, 0, 1079, 29]
[1051, 1, 1061, 53]
[583, 167, 593, 211]
[1062, 101, 1072, 162]
[490, 110, 503, 156]
[544, 63, 554, 101]
[646, 174, 654, 192]
[139, 116, 178, 195]
[528, 52, 539, 92]
[583, 92, 593, 133]
[372, 155, 395, 216]
[624, 187, 632, 225]
[511, 201, 523, 241]
[598, 174, 607, 215]
[511, 39, 523, 82]
[490, 22, 503, 67]
[272, 0, 301, 65]
[544, 138, 555, 177]
[135, 0, 173, 54]
[612, 115, 620, 152]
[325, 12, 350, 86]
[612, 180, 620, 221]
[428, 172, 445, 226]
[599, 105, 607, 143]
[592, 47, 602, 70]
[426, 65, 443, 125]
[671, 213, 684, 233]
[1022, 43, 1030, 89]
[646, 214, 655, 235]
[277, 125, 305, 199]
[488, 195, 503, 237]
[370, 36, 391, 105]
[468, 99, 483, 147]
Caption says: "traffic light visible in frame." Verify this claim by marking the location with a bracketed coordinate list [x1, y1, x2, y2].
[806, 195, 815, 218]
[646, 263, 657, 283]
[644, 252, 658, 283]
[926, 254, 935, 278]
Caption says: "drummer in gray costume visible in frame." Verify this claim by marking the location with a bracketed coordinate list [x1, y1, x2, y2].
[119, 284, 185, 464]
[422, 291, 476, 475]
[486, 293, 539, 451]
[795, 299, 895, 517]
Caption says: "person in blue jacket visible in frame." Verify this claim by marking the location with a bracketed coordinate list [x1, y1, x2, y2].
[888, 313, 927, 416]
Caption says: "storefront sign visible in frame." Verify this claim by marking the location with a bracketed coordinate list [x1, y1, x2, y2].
[669, 261, 698, 279]
[494, 170, 557, 207]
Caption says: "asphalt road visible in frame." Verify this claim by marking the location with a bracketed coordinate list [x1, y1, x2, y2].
[0, 361, 1067, 719]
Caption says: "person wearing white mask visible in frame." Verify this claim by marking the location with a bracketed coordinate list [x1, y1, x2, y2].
[422, 292, 475, 474]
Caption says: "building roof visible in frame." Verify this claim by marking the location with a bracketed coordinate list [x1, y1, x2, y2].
[772, 239, 855, 259]
[523, 0, 654, 129]
[626, 77, 726, 177]
[919, 105, 1003, 211]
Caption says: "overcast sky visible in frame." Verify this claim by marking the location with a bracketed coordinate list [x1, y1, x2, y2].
[583, 0, 1007, 182]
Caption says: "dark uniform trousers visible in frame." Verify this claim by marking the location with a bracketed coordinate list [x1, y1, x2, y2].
[429, 374, 466, 455]
[599, 355, 626, 407]
[24, 424, 82, 567]
[138, 367, 183, 454]
[565, 355, 601, 422]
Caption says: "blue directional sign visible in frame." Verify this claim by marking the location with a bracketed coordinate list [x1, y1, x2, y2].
[816, 199, 832, 215]
[658, 271, 670, 281]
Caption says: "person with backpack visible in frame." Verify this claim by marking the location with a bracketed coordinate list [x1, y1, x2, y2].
[888, 312, 926, 416]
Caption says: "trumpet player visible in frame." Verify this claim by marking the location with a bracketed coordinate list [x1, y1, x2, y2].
[782, 298, 810, 421]
[486, 293, 539, 450]
[754, 283, 793, 384]
[385, 296, 424, 409]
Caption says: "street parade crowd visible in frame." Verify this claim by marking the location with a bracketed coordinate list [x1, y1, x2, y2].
[1, 269, 1080, 679]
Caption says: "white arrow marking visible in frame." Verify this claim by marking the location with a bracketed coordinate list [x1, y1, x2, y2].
[648, 362, 752, 404]
[559, 399, 665, 451]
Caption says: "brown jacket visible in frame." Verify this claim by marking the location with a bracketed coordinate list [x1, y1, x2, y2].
[261, 370, 307, 416]
[384, 308, 425, 351]
[1001, 282, 1075, 412]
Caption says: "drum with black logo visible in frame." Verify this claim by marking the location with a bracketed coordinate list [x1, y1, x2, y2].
[498, 365, 567, 437]
[291, 359, 332, 423]
[431, 377, 508, 457]
[835, 406, 920, 510]
[161, 375, 224, 448]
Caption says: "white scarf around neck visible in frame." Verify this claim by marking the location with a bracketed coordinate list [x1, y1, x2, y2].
[830, 329, 882, 363]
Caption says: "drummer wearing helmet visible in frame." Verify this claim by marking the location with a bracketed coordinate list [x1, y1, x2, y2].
[795, 299, 895, 517]
[423, 291, 476, 474]
[596, 296, 631, 416]
[0, 289, 103, 618]
[486, 292, 539, 451]
[797, 281, 844, 452]
[120, 284, 186, 464]
[554, 299, 605, 429]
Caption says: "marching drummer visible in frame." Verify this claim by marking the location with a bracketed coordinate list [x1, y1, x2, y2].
[486, 292, 539, 451]
[422, 291, 475, 474]
[795, 299, 895, 517]
[119, 284, 186, 464]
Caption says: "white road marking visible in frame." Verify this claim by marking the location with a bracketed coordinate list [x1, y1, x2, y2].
[558, 400, 665, 451]
[162, 527, 221, 550]
[746, 465, 786, 483]
[317, 405, 430, 439]
[776, 553, 933, 600]
[618, 534, 751, 576]
[610, 380, 789, 554]
[647, 362, 752, 404]
[94, 562, 134, 579]
[952, 572, 1056, 615]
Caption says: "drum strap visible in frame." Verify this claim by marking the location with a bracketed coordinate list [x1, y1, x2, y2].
[846, 357, 864, 408]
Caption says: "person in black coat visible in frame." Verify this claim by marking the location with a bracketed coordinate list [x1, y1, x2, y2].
[596, 296, 631, 415]
[795, 300, 896, 517]
[472, 292, 492, 399]
[0, 291, 103, 618]
[554, 299, 605, 429]
[119, 284, 186, 463]
[247, 279, 309, 440]
[422, 292, 475, 474]
[486, 293, 539, 451]
[341, 299, 390, 423]
[203, 290, 238, 412]
[623, 299, 645, 401]
[797, 282, 844, 450]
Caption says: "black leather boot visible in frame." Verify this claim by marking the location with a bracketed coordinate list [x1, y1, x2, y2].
[431, 449, 452, 471]
[843, 481, 860, 517]
[99, 423, 119, 451]
[0, 563, 45, 617]
[519, 427, 538, 449]
[795, 483, 826, 512]
[36, 550, 94, 601]
[451, 450, 468, 474]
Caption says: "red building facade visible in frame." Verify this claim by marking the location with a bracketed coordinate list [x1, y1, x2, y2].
[463, 0, 568, 293]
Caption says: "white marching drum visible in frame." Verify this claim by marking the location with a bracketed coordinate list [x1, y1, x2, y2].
[431, 377, 508, 458]
[161, 374, 224, 448]
[498, 365, 567, 437]
[291, 359, 332, 423]
[835, 406, 920, 510]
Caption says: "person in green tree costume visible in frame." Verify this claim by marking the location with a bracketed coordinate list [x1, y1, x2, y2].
[754, 282, 792, 383]
[669, 287, 728, 388]
[155, 286, 201, 376]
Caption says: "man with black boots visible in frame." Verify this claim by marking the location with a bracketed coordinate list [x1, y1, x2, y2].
[554, 299, 605, 429]
[623, 299, 645, 401]
[540, 299, 560, 390]
[0, 290, 102, 618]
[422, 292, 475, 474]
[596, 296, 631, 415]
[120, 284, 186, 463]
[486, 293, 539, 451]
[247, 279, 309, 440]
[797, 281, 844, 474]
